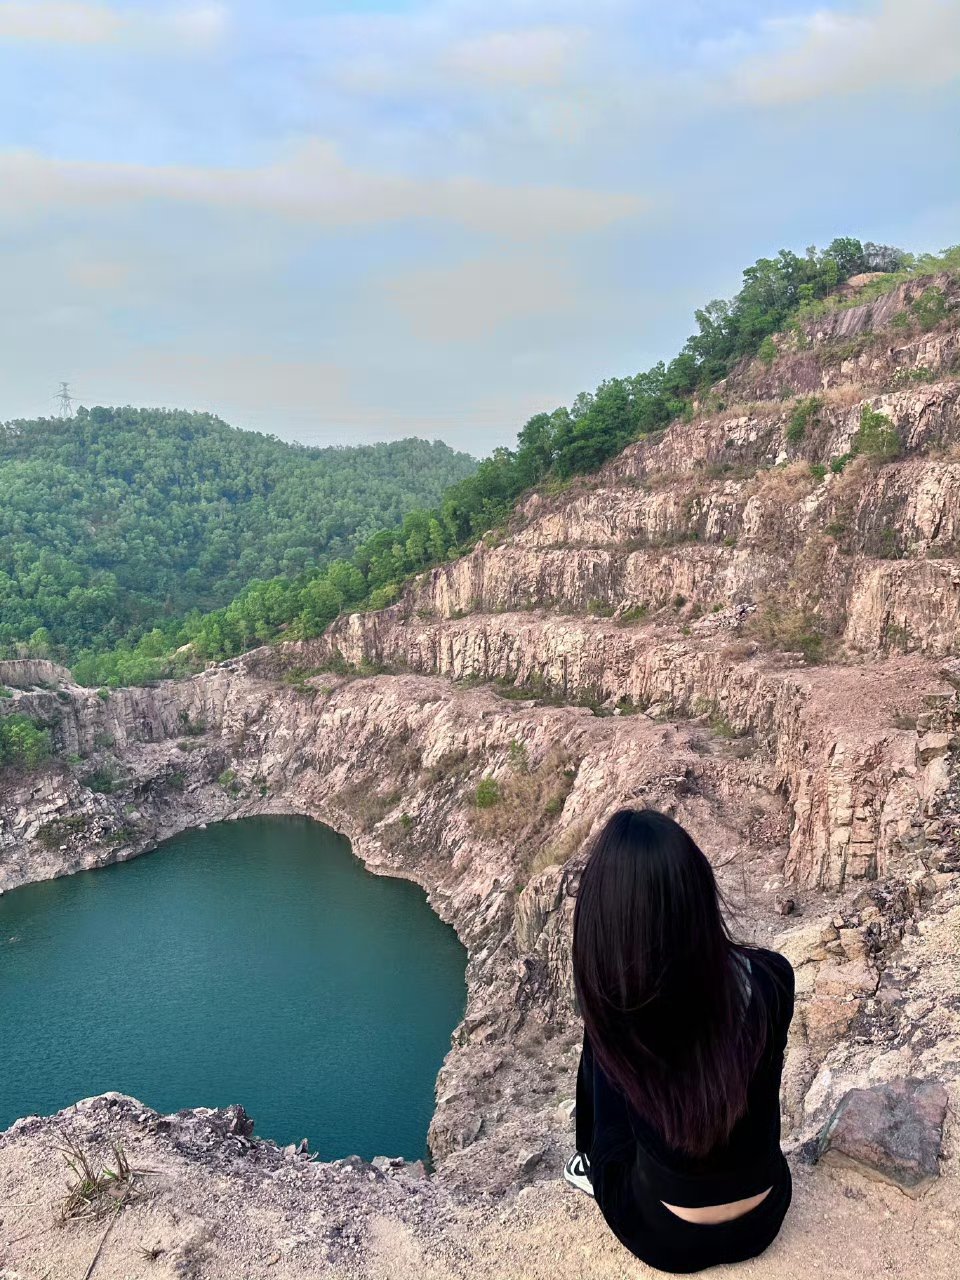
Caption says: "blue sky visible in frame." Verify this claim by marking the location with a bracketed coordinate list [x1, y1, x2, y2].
[0, 1, 957, 451]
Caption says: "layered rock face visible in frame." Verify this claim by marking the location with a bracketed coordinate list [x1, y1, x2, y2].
[1, 272, 958, 1276]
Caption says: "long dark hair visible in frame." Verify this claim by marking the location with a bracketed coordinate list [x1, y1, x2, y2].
[572, 808, 768, 1159]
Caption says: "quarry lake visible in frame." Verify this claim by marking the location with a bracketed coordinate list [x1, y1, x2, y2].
[0, 815, 467, 1159]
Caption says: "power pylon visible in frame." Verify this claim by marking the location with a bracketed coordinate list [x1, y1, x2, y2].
[55, 382, 76, 419]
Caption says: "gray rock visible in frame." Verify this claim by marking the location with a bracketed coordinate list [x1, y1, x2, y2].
[555, 1098, 576, 1125]
[517, 1146, 545, 1174]
[817, 1077, 949, 1197]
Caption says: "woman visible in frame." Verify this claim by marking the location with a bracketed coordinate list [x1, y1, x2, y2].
[564, 809, 795, 1274]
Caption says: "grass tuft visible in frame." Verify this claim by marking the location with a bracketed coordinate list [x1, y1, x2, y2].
[58, 1137, 148, 1222]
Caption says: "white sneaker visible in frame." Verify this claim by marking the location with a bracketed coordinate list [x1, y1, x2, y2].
[563, 1151, 594, 1197]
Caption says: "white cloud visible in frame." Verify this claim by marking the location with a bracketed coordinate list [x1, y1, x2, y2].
[0, 2, 228, 50]
[731, 0, 960, 104]
[0, 142, 648, 238]
[443, 26, 584, 87]
[381, 254, 574, 342]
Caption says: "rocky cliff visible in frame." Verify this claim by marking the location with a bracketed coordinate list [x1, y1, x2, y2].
[1, 271, 958, 1278]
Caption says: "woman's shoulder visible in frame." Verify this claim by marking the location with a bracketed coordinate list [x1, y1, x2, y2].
[739, 946, 796, 1005]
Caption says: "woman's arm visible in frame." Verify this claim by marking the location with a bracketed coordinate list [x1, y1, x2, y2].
[575, 1034, 596, 1155]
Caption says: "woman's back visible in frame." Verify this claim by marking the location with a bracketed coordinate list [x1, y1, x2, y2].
[576, 947, 793, 1264]
[577, 948, 795, 1202]
[568, 809, 797, 1274]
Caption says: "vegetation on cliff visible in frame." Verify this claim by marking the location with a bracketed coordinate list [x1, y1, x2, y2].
[0, 712, 52, 769]
[58, 239, 960, 687]
[0, 409, 476, 660]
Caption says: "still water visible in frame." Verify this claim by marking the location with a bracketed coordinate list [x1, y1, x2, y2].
[0, 816, 466, 1159]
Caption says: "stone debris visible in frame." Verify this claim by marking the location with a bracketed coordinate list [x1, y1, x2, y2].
[517, 1147, 545, 1174]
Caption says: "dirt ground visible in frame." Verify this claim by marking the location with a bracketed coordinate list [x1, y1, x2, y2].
[1, 1122, 956, 1280]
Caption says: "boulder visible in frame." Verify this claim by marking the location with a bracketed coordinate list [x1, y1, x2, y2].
[817, 1077, 949, 1196]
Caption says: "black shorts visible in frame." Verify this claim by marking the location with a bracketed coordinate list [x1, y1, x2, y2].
[594, 1156, 793, 1274]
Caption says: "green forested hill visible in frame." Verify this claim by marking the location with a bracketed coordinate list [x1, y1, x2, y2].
[0, 407, 476, 657]
[13, 237, 954, 689]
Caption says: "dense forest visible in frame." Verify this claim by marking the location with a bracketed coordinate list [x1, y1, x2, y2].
[12, 237, 956, 689]
[0, 409, 476, 659]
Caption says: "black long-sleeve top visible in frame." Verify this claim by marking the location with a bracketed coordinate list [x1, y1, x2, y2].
[575, 947, 796, 1209]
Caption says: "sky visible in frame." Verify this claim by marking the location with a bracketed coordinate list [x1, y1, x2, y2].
[0, 0, 957, 453]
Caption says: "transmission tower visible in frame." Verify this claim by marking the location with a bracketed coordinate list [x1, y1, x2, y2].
[55, 381, 76, 419]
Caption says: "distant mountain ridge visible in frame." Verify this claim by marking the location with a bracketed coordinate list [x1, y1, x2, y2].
[0, 406, 476, 659]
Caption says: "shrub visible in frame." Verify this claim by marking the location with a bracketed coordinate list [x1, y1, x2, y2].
[614, 696, 646, 715]
[334, 781, 402, 829]
[890, 365, 937, 389]
[809, 463, 827, 481]
[37, 815, 88, 850]
[474, 777, 501, 809]
[891, 712, 917, 731]
[0, 714, 52, 769]
[748, 597, 828, 664]
[615, 605, 648, 626]
[177, 710, 207, 737]
[82, 764, 120, 794]
[0, 686, 12, 698]
[787, 396, 823, 444]
[758, 336, 778, 365]
[911, 286, 948, 331]
[316, 649, 357, 677]
[886, 622, 912, 651]
[853, 406, 901, 462]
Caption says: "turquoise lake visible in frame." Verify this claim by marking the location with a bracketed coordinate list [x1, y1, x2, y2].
[0, 816, 467, 1159]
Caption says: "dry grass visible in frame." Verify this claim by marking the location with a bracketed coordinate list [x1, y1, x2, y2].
[831, 448, 873, 489]
[719, 638, 757, 662]
[746, 593, 830, 664]
[470, 747, 578, 846]
[333, 781, 403, 830]
[743, 460, 818, 505]
[792, 534, 837, 603]
[528, 818, 592, 880]
[818, 384, 878, 410]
